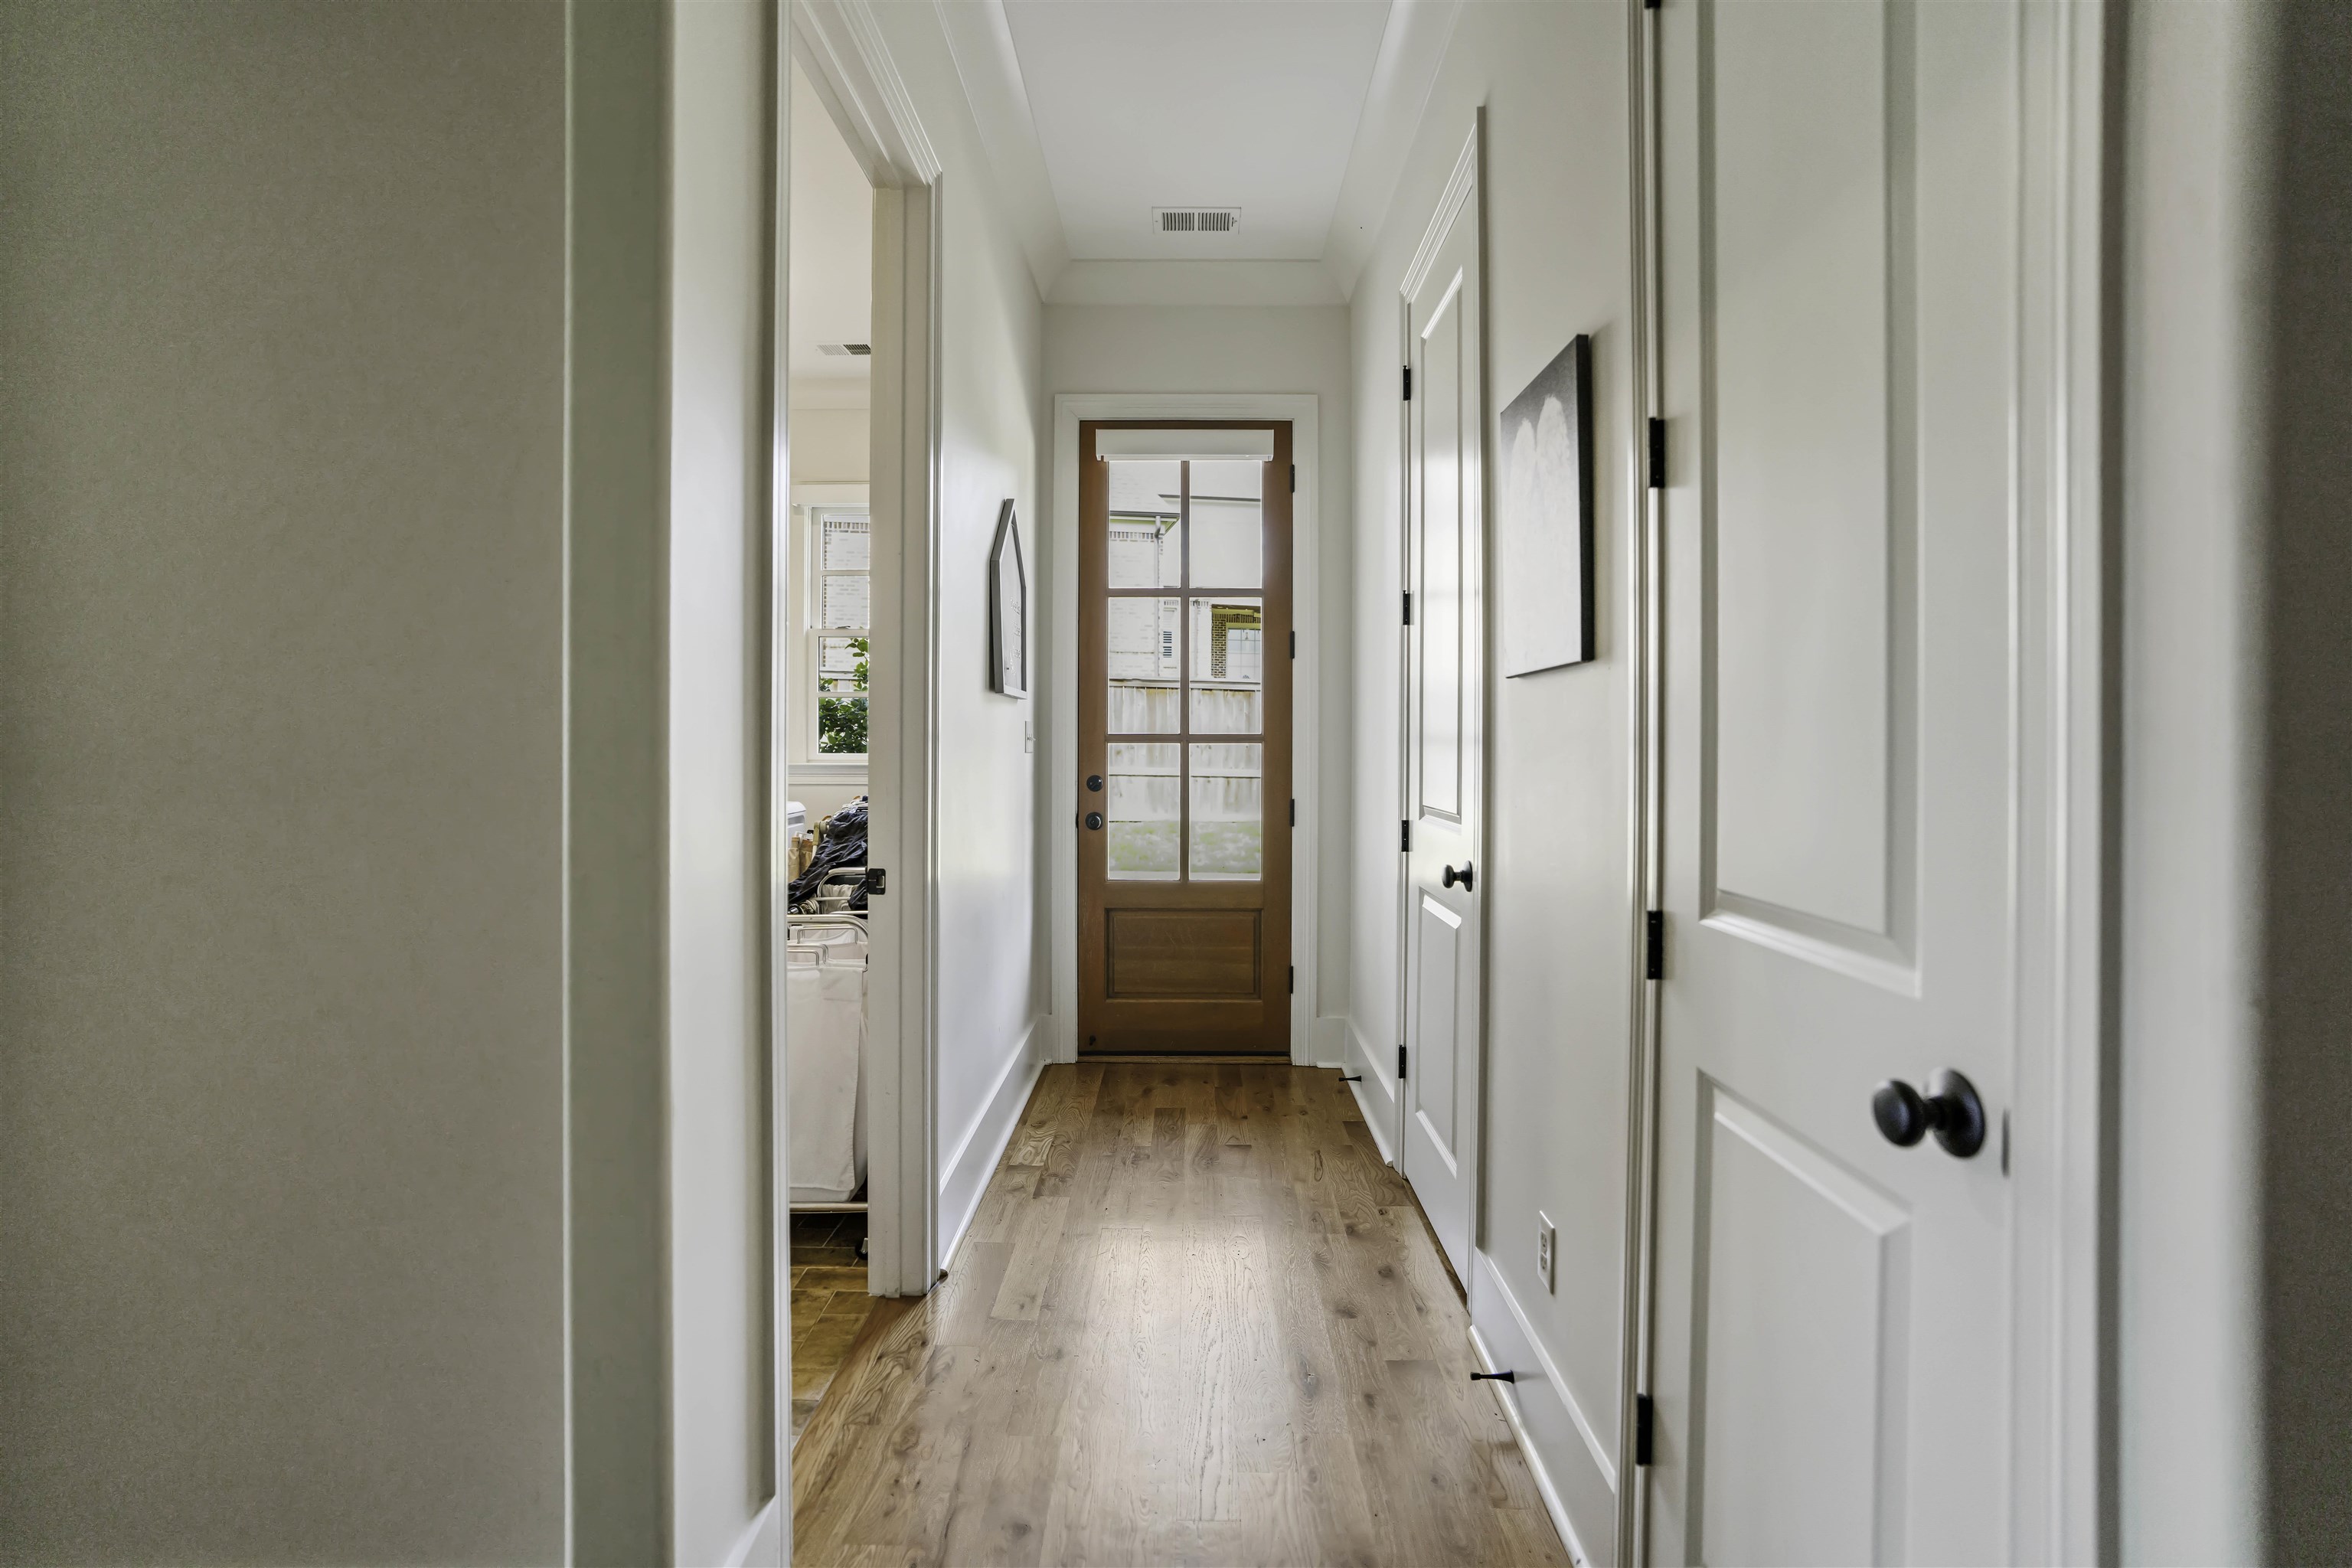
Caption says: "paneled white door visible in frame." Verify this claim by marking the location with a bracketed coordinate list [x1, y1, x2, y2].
[1648, 3, 2024, 1563]
[1400, 132, 1484, 1282]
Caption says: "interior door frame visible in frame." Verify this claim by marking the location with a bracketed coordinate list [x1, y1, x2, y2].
[1049, 394, 1325, 1067]
[1622, 2, 2115, 1561]
[760, 4, 946, 1563]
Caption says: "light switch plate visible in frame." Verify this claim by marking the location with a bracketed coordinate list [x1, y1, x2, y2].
[1537, 1211, 1557, 1292]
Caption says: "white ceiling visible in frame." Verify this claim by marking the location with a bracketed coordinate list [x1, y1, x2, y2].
[998, 1, 1395, 263]
[789, 57, 871, 400]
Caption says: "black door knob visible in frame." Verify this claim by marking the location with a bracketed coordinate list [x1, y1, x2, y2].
[1442, 861, 1474, 892]
[1086, 775, 1102, 792]
[1084, 812, 1104, 831]
[1870, 1069, 1986, 1158]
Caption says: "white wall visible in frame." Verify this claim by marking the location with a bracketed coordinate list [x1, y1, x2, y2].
[1346, 2, 1638, 1552]
[789, 402, 871, 484]
[1041, 305, 1355, 1047]
[666, 4, 773, 1563]
[0, 3, 572, 1558]
[868, 4, 1050, 1263]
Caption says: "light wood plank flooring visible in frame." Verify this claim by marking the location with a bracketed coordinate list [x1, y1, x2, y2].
[789, 1062, 1573, 1566]
[792, 1211, 876, 1443]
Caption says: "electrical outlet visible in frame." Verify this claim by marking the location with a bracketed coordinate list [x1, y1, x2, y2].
[1537, 1212, 1557, 1293]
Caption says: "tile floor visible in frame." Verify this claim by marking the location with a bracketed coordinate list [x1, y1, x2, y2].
[789, 1210, 874, 1444]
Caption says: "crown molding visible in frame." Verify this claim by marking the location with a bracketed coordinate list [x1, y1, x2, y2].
[1325, 0, 1463, 299]
[933, 0, 1072, 299]
[792, 0, 942, 188]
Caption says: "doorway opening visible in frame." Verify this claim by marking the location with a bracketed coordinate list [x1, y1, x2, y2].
[782, 51, 879, 1445]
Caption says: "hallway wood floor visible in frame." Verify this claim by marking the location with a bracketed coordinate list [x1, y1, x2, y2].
[789, 1062, 1573, 1566]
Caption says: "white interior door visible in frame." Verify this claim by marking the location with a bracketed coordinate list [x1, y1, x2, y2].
[1645, 3, 2024, 1563]
[1399, 134, 1484, 1282]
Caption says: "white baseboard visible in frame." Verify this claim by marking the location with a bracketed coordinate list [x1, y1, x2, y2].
[1341, 1017, 1398, 1165]
[721, 1495, 780, 1568]
[936, 1020, 1043, 1272]
[1468, 1247, 1620, 1566]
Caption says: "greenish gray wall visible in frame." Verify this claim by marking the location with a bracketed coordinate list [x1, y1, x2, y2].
[567, 0, 673, 1562]
[0, 2, 571, 1560]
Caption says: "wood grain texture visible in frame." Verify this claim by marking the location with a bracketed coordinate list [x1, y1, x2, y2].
[790, 1064, 1573, 1566]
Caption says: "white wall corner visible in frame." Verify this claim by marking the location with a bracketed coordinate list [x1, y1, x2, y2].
[936, 1018, 1044, 1270]
[1321, 0, 1465, 299]
[1468, 1250, 1619, 1568]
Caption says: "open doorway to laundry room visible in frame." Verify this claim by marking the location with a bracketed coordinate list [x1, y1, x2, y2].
[781, 50, 882, 1446]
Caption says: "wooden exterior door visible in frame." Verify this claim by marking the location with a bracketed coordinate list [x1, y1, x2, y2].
[1078, 421, 1292, 1056]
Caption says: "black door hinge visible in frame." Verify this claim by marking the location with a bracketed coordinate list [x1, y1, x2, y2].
[1403, 591, 1413, 626]
[1647, 417, 1667, 488]
[1398, 1044, 1409, 1080]
[1289, 630, 1296, 658]
[1400, 820, 1411, 852]
[1289, 799, 1296, 827]
[867, 867, 888, 897]
[1403, 364, 1413, 401]
[1289, 463, 1297, 493]
[1635, 1393, 1655, 1465]
[1289, 964, 1295, 995]
[1645, 910, 1664, 979]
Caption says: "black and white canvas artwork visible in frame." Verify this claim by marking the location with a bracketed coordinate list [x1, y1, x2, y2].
[1497, 333, 1595, 677]
[988, 499, 1028, 697]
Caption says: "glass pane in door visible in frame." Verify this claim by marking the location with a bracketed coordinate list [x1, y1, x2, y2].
[1188, 596, 1263, 734]
[1188, 742, 1263, 880]
[1108, 596, 1181, 733]
[1106, 742, 1180, 880]
[1104, 460, 1182, 589]
[1187, 459, 1263, 589]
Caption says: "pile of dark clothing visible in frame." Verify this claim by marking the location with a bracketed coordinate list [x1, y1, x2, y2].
[789, 796, 871, 912]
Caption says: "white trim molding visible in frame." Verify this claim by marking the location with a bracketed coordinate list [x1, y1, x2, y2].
[791, 0, 942, 190]
[1047, 393, 1323, 1067]
[1470, 1250, 1613, 1568]
[936, 1021, 1044, 1272]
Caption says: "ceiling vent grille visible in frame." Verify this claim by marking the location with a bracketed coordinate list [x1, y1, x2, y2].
[1153, 207, 1240, 235]
[817, 342, 871, 357]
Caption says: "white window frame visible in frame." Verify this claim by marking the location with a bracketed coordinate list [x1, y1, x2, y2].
[792, 498, 872, 771]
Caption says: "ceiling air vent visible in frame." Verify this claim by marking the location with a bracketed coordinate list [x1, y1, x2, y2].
[817, 342, 871, 357]
[1153, 207, 1240, 235]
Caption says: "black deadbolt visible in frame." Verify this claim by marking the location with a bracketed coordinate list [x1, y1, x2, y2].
[1870, 1069, 1987, 1158]
[1086, 775, 1103, 792]
[1084, 812, 1104, 831]
[1442, 861, 1475, 892]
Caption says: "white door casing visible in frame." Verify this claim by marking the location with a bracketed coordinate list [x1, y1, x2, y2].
[1399, 123, 1485, 1283]
[1646, 2, 2033, 1563]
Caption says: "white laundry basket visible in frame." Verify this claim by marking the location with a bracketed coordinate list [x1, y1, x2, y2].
[786, 915, 867, 1205]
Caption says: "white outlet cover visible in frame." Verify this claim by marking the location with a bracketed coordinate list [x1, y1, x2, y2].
[1537, 1210, 1557, 1292]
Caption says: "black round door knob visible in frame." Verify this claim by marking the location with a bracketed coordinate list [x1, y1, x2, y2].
[1086, 775, 1103, 792]
[1442, 862, 1475, 892]
[1084, 812, 1104, 831]
[1870, 1069, 1987, 1158]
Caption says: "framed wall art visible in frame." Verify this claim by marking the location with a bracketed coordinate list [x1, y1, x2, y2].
[1497, 333, 1595, 677]
[988, 498, 1028, 697]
